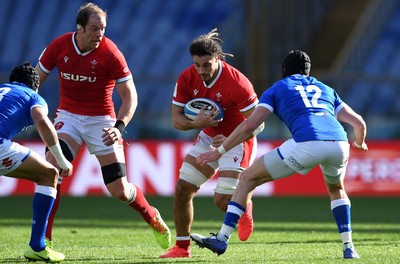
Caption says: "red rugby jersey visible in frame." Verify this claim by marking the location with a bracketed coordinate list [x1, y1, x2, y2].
[38, 32, 132, 117]
[173, 60, 258, 138]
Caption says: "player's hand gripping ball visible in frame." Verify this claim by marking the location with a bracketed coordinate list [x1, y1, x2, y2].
[184, 98, 224, 121]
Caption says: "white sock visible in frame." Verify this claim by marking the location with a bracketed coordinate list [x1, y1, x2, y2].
[217, 224, 233, 241]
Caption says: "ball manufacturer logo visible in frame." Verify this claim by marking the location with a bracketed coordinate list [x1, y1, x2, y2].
[190, 101, 213, 110]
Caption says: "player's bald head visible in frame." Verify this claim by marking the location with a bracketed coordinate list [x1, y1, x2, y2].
[76, 2, 107, 30]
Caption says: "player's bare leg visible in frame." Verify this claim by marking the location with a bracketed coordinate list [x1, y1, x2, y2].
[106, 175, 171, 249]
[160, 179, 196, 258]
[44, 134, 78, 247]
[191, 158, 269, 254]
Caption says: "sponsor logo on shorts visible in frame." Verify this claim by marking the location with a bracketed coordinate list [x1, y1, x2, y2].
[54, 122, 64, 130]
[233, 157, 238, 163]
[288, 156, 304, 170]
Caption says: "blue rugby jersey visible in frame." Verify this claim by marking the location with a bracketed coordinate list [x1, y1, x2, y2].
[258, 74, 347, 142]
[0, 82, 47, 139]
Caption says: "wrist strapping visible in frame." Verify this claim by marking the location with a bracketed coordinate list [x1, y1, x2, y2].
[49, 143, 68, 168]
[217, 145, 227, 155]
[114, 120, 126, 133]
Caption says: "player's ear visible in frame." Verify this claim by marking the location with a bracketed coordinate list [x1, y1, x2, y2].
[77, 24, 83, 31]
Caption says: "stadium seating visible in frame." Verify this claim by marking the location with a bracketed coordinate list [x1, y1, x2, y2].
[1, 0, 400, 139]
[343, 1, 400, 137]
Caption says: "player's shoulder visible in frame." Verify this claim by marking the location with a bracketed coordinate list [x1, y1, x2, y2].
[3, 83, 45, 104]
[178, 65, 199, 81]
[100, 36, 120, 51]
[52, 32, 74, 44]
[221, 61, 245, 77]
[221, 61, 252, 85]
[45, 32, 74, 53]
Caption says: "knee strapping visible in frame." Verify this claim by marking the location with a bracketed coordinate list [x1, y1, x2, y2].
[179, 162, 208, 187]
[215, 177, 239, 195]
[101, 163, 126, 185]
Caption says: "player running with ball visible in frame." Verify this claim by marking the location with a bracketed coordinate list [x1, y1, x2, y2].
[191, 50, 367, 259]
[160, 28, 264, 258]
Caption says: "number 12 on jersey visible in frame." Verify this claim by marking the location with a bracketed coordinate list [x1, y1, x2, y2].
[295, 85, 327, 109]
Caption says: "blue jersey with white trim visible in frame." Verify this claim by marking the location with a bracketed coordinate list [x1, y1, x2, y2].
[258, 74, 347, 142]
[0, 82, 47, 139]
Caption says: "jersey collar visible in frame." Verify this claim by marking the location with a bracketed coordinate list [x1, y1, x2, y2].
[72, 32, 94, 56]
[203, 60, 222, 88]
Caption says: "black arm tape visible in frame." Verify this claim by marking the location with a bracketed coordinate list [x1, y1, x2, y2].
[114, 120, 126, 133]
[45, 139, 74, 162]
[101, 162, 126, 185]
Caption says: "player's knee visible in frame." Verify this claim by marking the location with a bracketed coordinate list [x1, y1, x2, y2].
[38, 166, 59, 187]
[324, 173, 342, 186]
[175, 179, 199, 199]
[213, 193, 232, 211]
[45, 166, 59, 179]
[109, 185, 128, 201]
[213, 177, 238, 211]
[101, 162, 126, 185]
[105, 180, 132, 201]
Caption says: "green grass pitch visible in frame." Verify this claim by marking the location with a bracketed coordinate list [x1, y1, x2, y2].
[0, 196, 399, 263]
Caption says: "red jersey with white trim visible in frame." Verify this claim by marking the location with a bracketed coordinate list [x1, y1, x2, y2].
[173, 60, 258, 138]
[38, 32, 132, 117]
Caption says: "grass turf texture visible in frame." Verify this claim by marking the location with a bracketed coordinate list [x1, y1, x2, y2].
[0, 196, 399, 263]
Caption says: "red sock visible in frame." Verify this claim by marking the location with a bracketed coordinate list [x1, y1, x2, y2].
[45, 183, 61, 240]
[176, 239, 190, 250]
[127, 184, 156, 223]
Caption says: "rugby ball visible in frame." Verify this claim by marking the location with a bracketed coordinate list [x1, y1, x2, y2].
[184, 98, 224, 121]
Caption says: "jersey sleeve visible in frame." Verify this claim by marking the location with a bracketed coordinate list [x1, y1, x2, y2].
[257, 86, 275, 112]
[107, 40, 132, 83]
[234, 75, 258, 112]
[172, 69, 191, 107]
[37, 38, 60, 74]
[30, 93, 48, 110]
[333, 89, 345, 115]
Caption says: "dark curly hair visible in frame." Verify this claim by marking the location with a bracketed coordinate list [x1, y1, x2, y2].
[189, 28, 233, 61]
[282, 50, 311, 78]
[9, 62, 40, 91]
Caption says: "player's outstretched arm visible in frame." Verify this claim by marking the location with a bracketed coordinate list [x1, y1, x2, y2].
[337, 103, 368, 151]
[197, 107, 270, 165]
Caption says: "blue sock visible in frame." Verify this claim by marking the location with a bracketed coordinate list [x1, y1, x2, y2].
[332, 203, 352, 233]
[29, 193, 54, 251]
[223, 201, 246, 228]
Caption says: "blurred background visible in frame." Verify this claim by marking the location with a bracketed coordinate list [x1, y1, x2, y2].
[1, 0, 399, 141]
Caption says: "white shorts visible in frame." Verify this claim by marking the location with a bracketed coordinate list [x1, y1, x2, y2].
[54, 110, 123, 155]
[264, 139, 350, 181]
[187, 131, 257, 172]
[0, 138, 30, 175]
